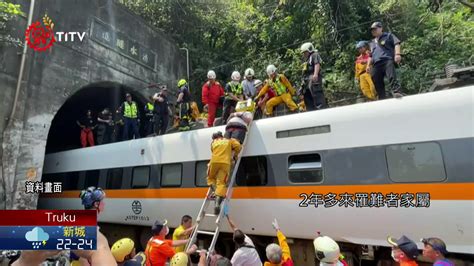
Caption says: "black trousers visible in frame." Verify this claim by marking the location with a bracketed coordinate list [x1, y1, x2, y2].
[154, 113, 169, 135]
[303, 77, 327, 111]
[222, 99, 237, 125]
[145, 117, 154, 136]
[96, 123, 113, 144]
[371, 60, 401, 99]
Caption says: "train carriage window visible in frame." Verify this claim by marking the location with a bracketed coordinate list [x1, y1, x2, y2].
[47, 172, 80, 190]
[161, 164, 182, 187]
[132, 166, 150, 188]
[288, 154, 323, 183]
[386, 142, 446, 182]
[85, 170, 100, 188]
[195, 161, 209, 187]
[236, 156, 267, 186]
[106, 168, 123, 189]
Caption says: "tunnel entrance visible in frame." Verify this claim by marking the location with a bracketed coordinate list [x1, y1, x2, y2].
[45, 82, 147, 154]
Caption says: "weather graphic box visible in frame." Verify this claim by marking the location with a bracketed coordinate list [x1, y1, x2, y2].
[0, 210, 97, 250]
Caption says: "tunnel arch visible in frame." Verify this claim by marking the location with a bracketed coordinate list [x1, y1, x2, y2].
[45, 82, 148, 154]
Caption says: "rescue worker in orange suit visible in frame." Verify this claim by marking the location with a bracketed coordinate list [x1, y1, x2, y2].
[207, 131, 241, 214]
[355, 41, 377, 100]
[264, 219, 294, 266]
[76, 109, 96, 148]
[222, 71, 244, 125]
[254, 65, 297, 116]
[300, 42, 327, 110]
[144, 219, 197, 266]
[202, 70, 225, 127]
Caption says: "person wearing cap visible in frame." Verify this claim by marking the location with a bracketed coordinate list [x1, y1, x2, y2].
[76, 109, 96, 148]
[421, 238, 454, 266]
[264, 219, 294, 266]
[119, 93, 140, 140]
[176, 79, 193, 131]
[153, 86, 171, 135]
[96, 108, 114, 145]
[313, 236, 348, 266]
[224, 207, 262, 266]
[207, 131, 241, 214]
[79, 186, 106, 213]
[242, 68, 257, 100]
[367, 21, 403, 99]
[221, 71, 244, 125]
[355, 41, 377, 101]
[387, 235, 420, 266]
[111, 238, 147, 266]
[202, 70, 225, 127]
[255, 65, 297, 116]
[145, 219, 197, 266]
[172, 215, 194, 253]
[300, 42, 327, 110]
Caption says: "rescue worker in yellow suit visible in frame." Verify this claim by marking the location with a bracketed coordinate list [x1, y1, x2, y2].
[254, 65, 298, 116]
[207, 131, 241, 215]
[355, 41, 377, 100]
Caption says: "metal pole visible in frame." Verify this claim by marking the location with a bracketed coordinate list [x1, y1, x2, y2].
[180, 47, 189, 81]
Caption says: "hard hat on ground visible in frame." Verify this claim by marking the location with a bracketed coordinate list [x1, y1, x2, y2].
[111, 238, 135, 263]
[313, 236, 341, 263]
[266, 65, 277, 75]
[170, 252, 188, 266]
[231, 71, 241, 81]
[177, 79, 187, 88]
[300, 42, 314, 53]
[207, 70, 216, 79]
[244, 68, 255, 77]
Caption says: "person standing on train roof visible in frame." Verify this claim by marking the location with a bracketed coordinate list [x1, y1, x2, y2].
[202, 70, 225, 127]
[153, 86, 171, 135]
[421, 238, 454, 266]
[222, 71, 244, 124]
[387, 235, 420, 266]
[300, 42, 327, 110]
[176, 79, 193, 131]
[172, 215, 195, 252]
[207, 131, 241, 214]
[119, 93, 140, 140]
[76, 109, 96, 148]
[264, 219, 294, 266]
[144, 95, 155, 136]
[242, 68, 257, 99]
[354, 41, 377, 101]
[254, 65, 298, 116]
[313, 235, 348, 266]
[145, 219, 198, 266]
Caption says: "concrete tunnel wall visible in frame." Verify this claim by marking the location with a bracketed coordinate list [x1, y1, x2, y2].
[0, 0, 187, 209]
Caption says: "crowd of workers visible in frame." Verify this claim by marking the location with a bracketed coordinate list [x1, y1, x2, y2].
[76, 21, 402, 148]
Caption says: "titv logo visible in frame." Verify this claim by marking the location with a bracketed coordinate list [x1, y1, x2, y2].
[25, 14, 86, 52]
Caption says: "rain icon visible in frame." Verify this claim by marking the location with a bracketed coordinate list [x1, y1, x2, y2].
[25, 227, 49, 249]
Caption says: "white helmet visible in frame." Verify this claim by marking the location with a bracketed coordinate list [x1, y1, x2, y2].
[231, 71, 241, 81]
[301, 42, 314, 53]
[254, 79, 263, 88]
[244, 68, 255, 77]
[266, 64, 277, 75]
[313, 236, 341, 263]
[207, 70, 216, 79]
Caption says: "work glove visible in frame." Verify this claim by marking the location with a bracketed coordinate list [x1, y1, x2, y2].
[272, 218, 280, 231]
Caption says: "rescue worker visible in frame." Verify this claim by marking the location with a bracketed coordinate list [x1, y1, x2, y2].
[153, 86, 170, 135]
[224, 207, 262, 266]
[313, 235, 348, 266]
[242, 68, 257, 99]
[254, 79, 275, 119]
[300, 42, 327, 110]
[176, 79, 192, 131]
[144, 219, 197, 266]
[77, 109, 96, 147]
[111, 238, 146, 266]
[367, 21, 403, 99]
[264, 219, 294, 266]
[387, 235, 420, 266]
[297, 94, 306, 112]
[144, 96, 155, 136]
[222, 71, 244, 124]
[224, 111, 253, 144]
[202, 70, 225, 127]
[119, 93, 140, 140]
[355, 41, 377, 100]
[96, 108, 114, 145]
[421, 238, 454, 266]
[169, 252, 189, 266]
[207, 131, 241, 214]
[255, 65, 297, 116]
[172, 215, 194, 252]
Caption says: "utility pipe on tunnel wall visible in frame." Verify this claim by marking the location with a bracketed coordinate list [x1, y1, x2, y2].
[8, 0, 36, 125]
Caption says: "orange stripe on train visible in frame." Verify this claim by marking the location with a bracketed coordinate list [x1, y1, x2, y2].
[40, 183, 474, 200]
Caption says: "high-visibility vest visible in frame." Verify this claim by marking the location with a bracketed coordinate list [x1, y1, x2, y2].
[124, 101, 138, 118]
[146, 102, 154, 112]
[226, 83, 243, 99]
[269, 75, 287, 96]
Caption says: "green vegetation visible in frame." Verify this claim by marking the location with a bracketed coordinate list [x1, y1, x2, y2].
[121, 0, 473, 105]
[0, 0, 24, 47]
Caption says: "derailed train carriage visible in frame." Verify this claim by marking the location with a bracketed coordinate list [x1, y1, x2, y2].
[38, 85, 474, 264]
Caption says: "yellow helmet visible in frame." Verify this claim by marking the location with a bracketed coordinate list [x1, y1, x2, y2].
[111, 238, 135, 263]
[170, 252, 188, 266]
[177, 79, 187, 88]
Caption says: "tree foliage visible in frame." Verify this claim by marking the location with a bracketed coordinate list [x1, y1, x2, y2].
[0, 0, 24, 47]
[120, 0, 473, 105]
